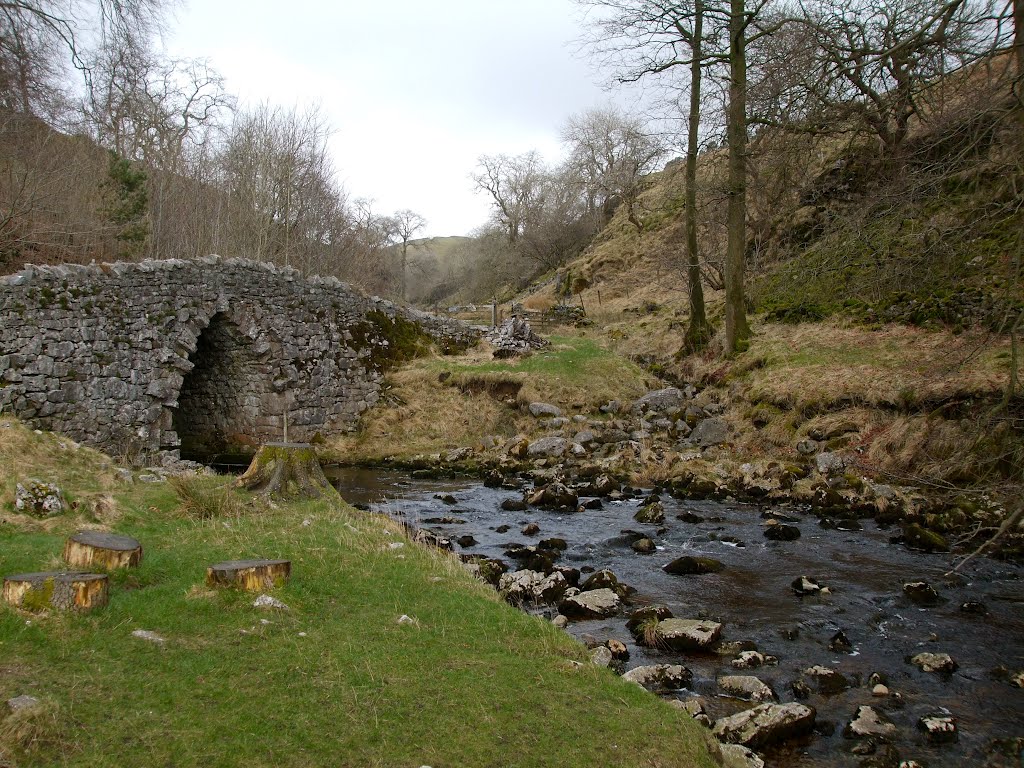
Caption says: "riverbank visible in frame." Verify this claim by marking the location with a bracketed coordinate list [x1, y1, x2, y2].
[328, 466, 1024, 768]
[326, 325, 1023, 561]
[0, 417, 717, 768]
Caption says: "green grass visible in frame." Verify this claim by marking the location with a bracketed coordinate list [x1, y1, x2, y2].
[433, 335, 652, 407]
[0, 422, 715, 768]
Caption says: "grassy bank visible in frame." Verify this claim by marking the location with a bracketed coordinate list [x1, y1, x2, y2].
[0, 419, 716, 768]
[329, 335, 653, 464]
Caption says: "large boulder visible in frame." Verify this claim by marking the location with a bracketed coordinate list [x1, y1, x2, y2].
[712, 703, 817, 749]
[632, 388, 686, 414]
[691, 417, 730, 447]
[663, 556, 726, 575]
[527, 436, 568, 459]
[527, 482, 578, 509]
[633, 501, 666, 525]
[498, 569, 568, 604]
[558, 588, 621, 619]
[622, 664, 693, 692]
[801, 665, 849, 695]
[655, 618, 722, 652]
[718, 675, 777, 703]
[14, 479, 66, 517]
[528, 402, 562, 418]
[580, 569, 633, 598]
[718, 744, 765, 768]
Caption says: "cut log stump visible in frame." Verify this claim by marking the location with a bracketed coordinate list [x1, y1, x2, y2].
[63, 530, 142, 570]
[3, 571, 109, 612]
[236, 443, 336, 499]
[206, 559, 291, 591]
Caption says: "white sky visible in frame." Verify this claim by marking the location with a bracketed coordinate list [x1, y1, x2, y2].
[165, 0, 630, 238]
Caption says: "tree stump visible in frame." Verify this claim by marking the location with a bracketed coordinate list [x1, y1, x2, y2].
[206, 559, 291, 591]
[236, 443, 336, 499]
[2, 571, 109, 612]
[63, 530, 143, 570]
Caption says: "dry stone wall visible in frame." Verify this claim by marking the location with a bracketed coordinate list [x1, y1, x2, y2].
[0, 256, 475, 460]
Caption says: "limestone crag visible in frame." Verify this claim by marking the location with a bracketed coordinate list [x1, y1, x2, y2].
[0, 257, 476, 458]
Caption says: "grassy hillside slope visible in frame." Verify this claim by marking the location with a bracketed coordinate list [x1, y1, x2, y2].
[497, 85, 1023, 517]
[0, 418, 716, 768]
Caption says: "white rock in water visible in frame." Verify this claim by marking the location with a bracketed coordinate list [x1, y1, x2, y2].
[910, 652, 957, 674]
[253, 595, 290, 611]
[718, 743, 765, 768]
[718, 675, 777, 703]
[713, 703, 817, 749]
[131, 629, 166, 645]
[622, 664, 693, 691]
[558, 588, 621, 619]
[844, 706, 898, 740]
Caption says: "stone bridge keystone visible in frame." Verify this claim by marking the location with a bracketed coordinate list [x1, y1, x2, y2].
[0, 257, 476, 460]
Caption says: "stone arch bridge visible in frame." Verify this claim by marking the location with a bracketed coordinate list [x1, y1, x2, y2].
[0, 257, 475, 461]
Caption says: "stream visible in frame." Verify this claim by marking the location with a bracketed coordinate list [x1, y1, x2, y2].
[325, 466, 1024, 768]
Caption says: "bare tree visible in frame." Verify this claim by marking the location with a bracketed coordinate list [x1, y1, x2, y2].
[218, 102, 340, 270]
[0, 1, 165, 121]
[792, 0, 1012, 158]
[471, 151, 548, 245]
[561, 104, 665, 229]
[576, 0, 737, 348]
[392, 208, 426, 301]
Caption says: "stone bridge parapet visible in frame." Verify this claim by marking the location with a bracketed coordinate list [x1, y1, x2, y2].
[0, 256, 476, 460]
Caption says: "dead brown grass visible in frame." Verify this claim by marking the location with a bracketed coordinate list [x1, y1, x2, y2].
[0, 417, 124, 529]
[0, 698, 64, 765]
[328, 366, 520, 462]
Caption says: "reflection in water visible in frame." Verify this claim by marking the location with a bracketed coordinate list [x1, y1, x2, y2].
[325, 466, 1024, 768]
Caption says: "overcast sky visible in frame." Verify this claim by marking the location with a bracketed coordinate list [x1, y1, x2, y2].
[165, 0, 633, 238]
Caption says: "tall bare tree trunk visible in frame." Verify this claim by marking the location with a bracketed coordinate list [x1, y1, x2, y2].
[1014, 0, 1023, 78]
[725, 0, 751, 353]
[684, 0, 711, 350]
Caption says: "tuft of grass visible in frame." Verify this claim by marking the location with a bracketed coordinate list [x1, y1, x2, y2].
[0, 698, 63, 761]
[167, 475, 243, 520]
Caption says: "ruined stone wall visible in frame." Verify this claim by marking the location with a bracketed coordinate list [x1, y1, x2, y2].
[0, 256, 476, 459]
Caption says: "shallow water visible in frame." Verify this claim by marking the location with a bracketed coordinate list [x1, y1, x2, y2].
[326, 466, 1024, 767]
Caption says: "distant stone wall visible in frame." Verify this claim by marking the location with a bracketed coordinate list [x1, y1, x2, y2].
[0, 256, 476, 460]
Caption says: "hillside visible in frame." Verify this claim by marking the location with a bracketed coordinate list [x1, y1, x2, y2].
[500, 68, 1024, 508]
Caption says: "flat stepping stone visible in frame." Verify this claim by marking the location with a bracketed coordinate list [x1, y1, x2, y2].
[206, 559, 291, 591]
[63, 530, 142, 570]
[3, 571, 109, 612]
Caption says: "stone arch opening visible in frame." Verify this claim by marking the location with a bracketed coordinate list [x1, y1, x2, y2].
[172, 312, 270, 460]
